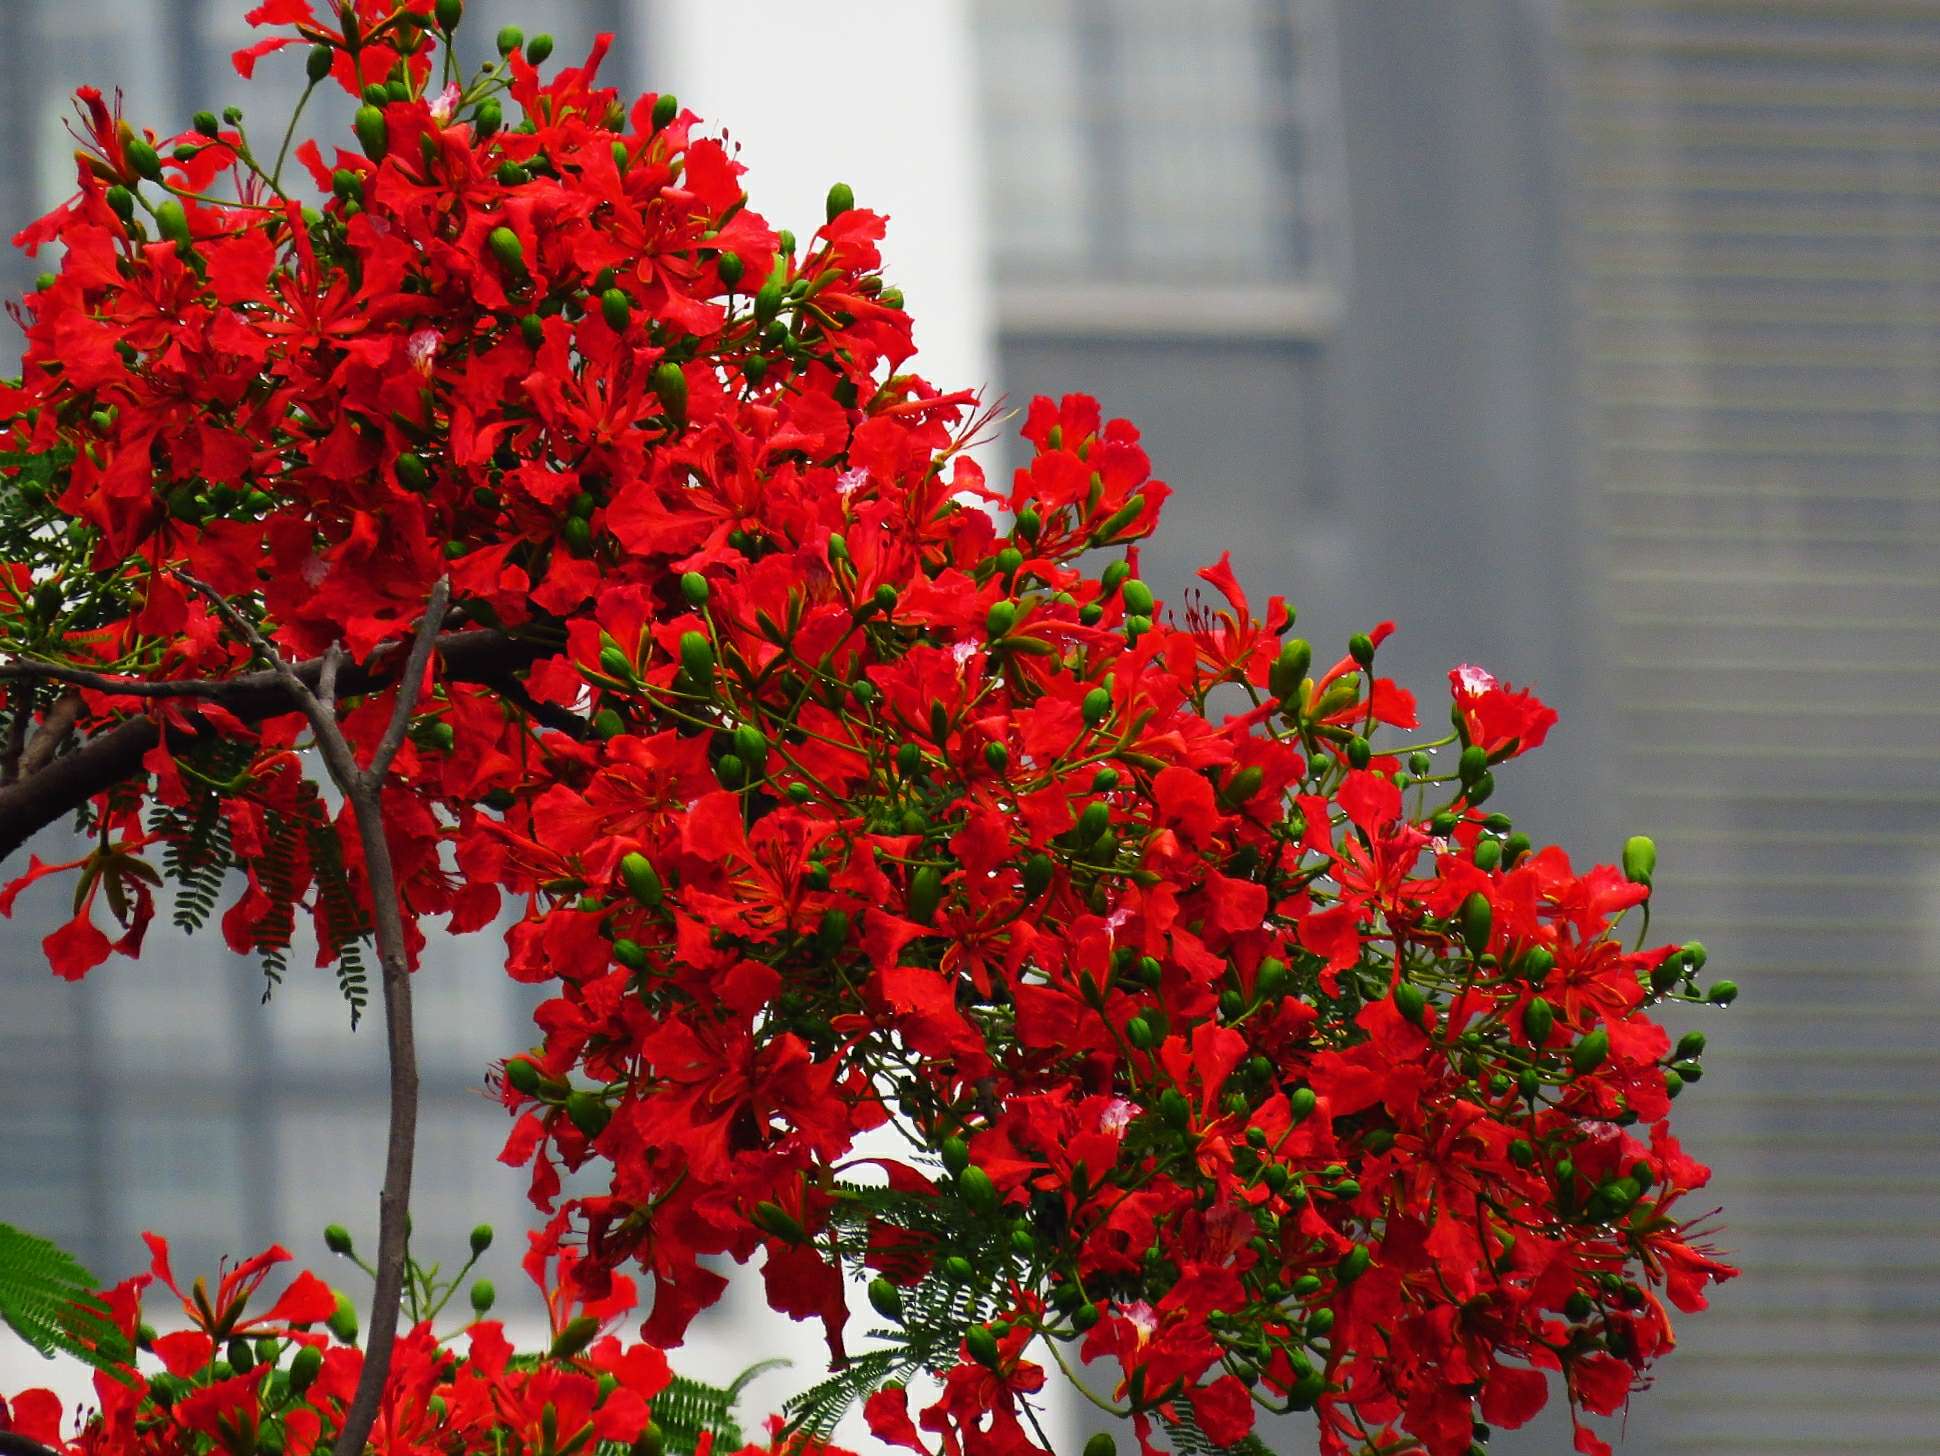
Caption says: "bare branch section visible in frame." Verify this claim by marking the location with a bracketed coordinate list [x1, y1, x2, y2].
[174, 574, 448, 1456]
[0, 625, 553, 864]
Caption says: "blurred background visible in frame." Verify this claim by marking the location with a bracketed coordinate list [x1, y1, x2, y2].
[4, 1, 1939, 1452]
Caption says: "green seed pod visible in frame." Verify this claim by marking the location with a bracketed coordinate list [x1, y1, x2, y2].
[289, 1343, 324, 1393]
[651, 92, 679, 132]
[566, 1090, 611, 1137]
[867, 1276, 903, 1321]
[354, 104, 388, 161]
[1571, 1026, 1611, 1075]
[984, 741, 1009, 773]
[496, 24, 524, 54]
[1021, 852, 1054, 899]
[826, 181, 855, 222]
[958, 1165, 996, 1214]
[469, 1278, 495, 1315]
[620, 852, 663, 907]
[1393, 981, 1426, 1025]
[679, 629, 714, 687]
[653, 360, 688, 425]
[155, 200, 190, 245]
[324, 1224, 354, 1256]
[908, 864, 944, 924]
[487, 225, 524, 270]
[1622, 834, 1657, 887]
[1337, 1244, 1371, 1283]
[1524, 996, 1555, 1046]
[327, 1293, 359, 1345]
[526, 32, 554, 64]
[1120, 578, 1155, 616]
[601, 287, 631, 331]
[1460, 892, 1493, 957]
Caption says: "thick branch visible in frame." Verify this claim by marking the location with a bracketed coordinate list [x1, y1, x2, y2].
[0, 626, 551, 865]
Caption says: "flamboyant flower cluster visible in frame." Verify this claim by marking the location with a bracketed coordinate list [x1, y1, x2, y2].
[0, 1228, 831, 1456]
[0, 4, 1736, 1455]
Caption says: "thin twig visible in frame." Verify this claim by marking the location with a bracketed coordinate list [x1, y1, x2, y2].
[366, 578, 451, 781]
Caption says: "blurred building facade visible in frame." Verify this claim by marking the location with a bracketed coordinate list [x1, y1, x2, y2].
[3, 1, 1939, 1452]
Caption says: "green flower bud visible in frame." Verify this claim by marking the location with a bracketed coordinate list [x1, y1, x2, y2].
[986, 599, 1017, 636]
[469, 1278, 495, 1315]
[1083, 1434, 1117, 1456]
[566, 1090, 611, 1138]
[327, 1292, 359, 1345]
[1518, 944, 1555, 984]
[679, 629, 714, 688]
[958, 1165, 996, 1214]
[289, 1343, 324, 1393]
[826, 181, 855, 222]
[943, 1254, 975, 1282]
[394, 451, 429, 490]
[155, 200, 191, 245]
[1393, 981, 1426, 1025]
[653, 360, 688, 425]
[549, 1314, 600, 1360]
[1524, 996, 1555, 1046]
[1225, 764, 1264, 802]
[1675, 1030, 1706, 1061]
[867, 1276, 903, 1321]
[487, 225, 523, 270]
[436, 0, 462, 31]
[1458, 744, 1488, 786]
[1571, 1026, 1611, 1075]
[612, 938, 648, 970]
[474, 97, 502, 139]
[1081, 686, 1112, 726]
[1021, 852, 1054, 900]
[324, 1224, 354, 1256]
[984, 740, 1009, 773]
[124, 137, 163, 181]
[1091, 494, 1146, 546]
[1473, 837, 1502, 872]
[601, 287, 631, 331]
[354, 104, 388, 161]
[496, 25, 524, 55]
[1289, 1086, 1318, 1122]
[504, 1057, 542, 1095]
[1707, 979, 1738, 1006]
[526, 33, 554, 64]
[620, 852, 663, 907]
[651, 93, 679, 131]
[1347, 632, 1375, 667]
[965, 1324, 1000, 1367]
[1120, 578, 1155, 616]
[715, 250, 744, 291]
[940, 1135, 970, 1175]
[1622, 834, 1657, 887]
[307, 43, 335, 83]
[1124, 1015, 1154, 1050]
[995, 545, 1024, 575]
[1460, 891, 1493, 957]
[1345, 735, 1371, 770]
[1336, 1244, 1372, 1283]
[908, 864, 944, 924]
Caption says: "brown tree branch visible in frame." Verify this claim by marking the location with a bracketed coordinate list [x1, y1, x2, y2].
[0, 626, 555, 865]
[19, 690, 83, 779]
[177, 573, 448, 1456]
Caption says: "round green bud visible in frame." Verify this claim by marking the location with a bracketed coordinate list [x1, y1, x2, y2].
[653, 360, 688, 424]
[323, 1224, 354, 1256]
[327, 1292, 359, 1345]
[601, 287, 631, 331]
[155, 200, 191, 245]
[1120, 578, 1155, 616]
[826, 181, 855, 222]
[525, 33, 554, 64]
[487, 225, 523, 270]
[984, 740, 1009, 773]
[679, 629, 715, 688]
[1622, 834, 1657, 887]
[1084, 1435, 1117, 1456]
[1337, 1244, 1371, 1283]
[289, 1343, 324, 1393]
[651, 93, 679, 132]
[566, 1089, 612, 1138]
[474, 97, 502, 139]
[504, 1057, 542, 1095]
[435, 0, 462, 31]
[307, 43, 335, 83]
[354, 104, 388, 161]
[958, 1164, 996, 1214]
[468, 1223, 493, 1256]
[1460, 891, 1493, 957]
[620, 852, 663, 907]
[1289, 1086, 1318, 1122]
[496, 25, 524, 55]
[468, 1278, 495, 1314]
[1707, 979, 1738, 1006]
[940, 1135, 970, 1175]
[716, 251, 743, 290]
[1393, 981, 1426, 1025]
[1524, 996, 1555, 1046]
[867, 1276, 903, 1321]
[1571, 1026, 1611, 1075]
[1124, 1015, 1154, 1050]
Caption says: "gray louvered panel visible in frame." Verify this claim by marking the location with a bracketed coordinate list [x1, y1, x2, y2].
[1562, 1, 1940, 1451]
